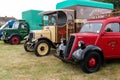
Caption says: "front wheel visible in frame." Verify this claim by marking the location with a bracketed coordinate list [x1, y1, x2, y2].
[24, 41, 34, 52]
[3, 40, 8, 43]
[34, 40, 51, 57]
[81, 52, 101, 73]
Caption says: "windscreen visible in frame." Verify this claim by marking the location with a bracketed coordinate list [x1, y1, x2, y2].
[43, 11, 67, 27]
[12, 21, 19, 29]
[43, 14, 56, 26]
[80, 22, 102, 33]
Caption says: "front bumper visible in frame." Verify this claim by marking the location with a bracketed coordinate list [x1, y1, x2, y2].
[55, 42, 84, 62]
[1, 36, 8, 41]
[54, 43, 68, 61]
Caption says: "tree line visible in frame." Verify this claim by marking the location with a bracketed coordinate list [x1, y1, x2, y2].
[94, 0, 120, 10]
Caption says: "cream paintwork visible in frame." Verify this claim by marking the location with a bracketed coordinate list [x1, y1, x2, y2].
[74, 19, 87, 23]
[47, 26, 56, 42]
[33, 26, 56, 42]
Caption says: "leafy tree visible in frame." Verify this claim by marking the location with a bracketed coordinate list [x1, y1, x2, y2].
[94, 0, 120, 10]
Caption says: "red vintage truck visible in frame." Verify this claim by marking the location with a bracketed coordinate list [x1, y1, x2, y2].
[55, 13, 120, 73]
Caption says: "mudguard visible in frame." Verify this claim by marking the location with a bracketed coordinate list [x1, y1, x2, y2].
[72, 45, 104, 61]
[37, 37, 56, 49]
[7, 33, 21, 40]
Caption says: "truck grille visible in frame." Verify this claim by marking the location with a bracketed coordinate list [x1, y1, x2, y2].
[65, 35, 75, 58]
[28, 32, 33, 42]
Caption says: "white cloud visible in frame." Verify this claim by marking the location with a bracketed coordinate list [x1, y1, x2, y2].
[0, 0, 63, 19]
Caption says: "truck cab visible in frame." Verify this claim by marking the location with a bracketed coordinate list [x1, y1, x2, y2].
[1, 20, 29, 44]
[56, 14, 120, 73]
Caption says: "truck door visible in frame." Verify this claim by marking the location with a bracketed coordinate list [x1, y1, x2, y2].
[19, 22, 29, 37]
[56, 10, 75, 43]
[99, 22, 120, 58]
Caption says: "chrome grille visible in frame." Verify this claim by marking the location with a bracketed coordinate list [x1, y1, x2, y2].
[28, 32, 33, 42]
[65, 35, 75, 58]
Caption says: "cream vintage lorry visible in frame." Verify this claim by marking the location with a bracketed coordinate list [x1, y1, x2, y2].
[24, 9, 79, 56]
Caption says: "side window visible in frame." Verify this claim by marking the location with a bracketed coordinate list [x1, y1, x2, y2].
[68, 14, 73, 22]
[12, 22, 19, 29]
[105, 23, 120, 32]
[21, 24, 27, 29]
[19, 23, 27, 29]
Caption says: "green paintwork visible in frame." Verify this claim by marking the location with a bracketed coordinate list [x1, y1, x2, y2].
[2, 20, 29, 41]
[22, 10, 43, 30]
[56, 0, 114, 9]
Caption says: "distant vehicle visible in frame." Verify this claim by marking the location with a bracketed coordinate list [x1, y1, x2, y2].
[0, 20, 15, 38]
[55, 12, 120, 73]
[1, 20, 29, 44]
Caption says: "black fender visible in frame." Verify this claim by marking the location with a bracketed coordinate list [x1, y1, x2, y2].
[7, 33, 22, 40]
[37, 37, 56, 49]
[73, 45, 105, 64]
[83, 45, 103, 56]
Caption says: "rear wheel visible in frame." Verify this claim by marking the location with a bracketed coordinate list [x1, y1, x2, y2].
[9, 36, 20, 45]
[34, 40, 51, 57]
[24, 41, 34, 52]
[81, 52, 101, 73]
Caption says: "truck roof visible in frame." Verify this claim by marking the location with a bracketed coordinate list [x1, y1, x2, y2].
[56, 0, 114, 9]
[88, 16, 120, 23]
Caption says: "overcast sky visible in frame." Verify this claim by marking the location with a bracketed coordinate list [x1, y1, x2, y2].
[0, 0, 64, 19]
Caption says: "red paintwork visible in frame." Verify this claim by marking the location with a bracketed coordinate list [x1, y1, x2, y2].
[89, 58, 96, 67]
[68, 16, 120, 60]
[11, 37, 19, 44]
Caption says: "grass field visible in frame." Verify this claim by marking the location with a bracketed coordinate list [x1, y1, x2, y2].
[0, 41, 120, 80]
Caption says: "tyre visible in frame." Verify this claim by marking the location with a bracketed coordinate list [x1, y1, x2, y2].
[3, 40, 8, 43]
[24, 41, 34, 52]
[34, 40, 51, 57]
[9, 36, 20, 45]
[81, 52, 101, 73]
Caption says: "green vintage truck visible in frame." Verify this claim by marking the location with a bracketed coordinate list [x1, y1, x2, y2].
[1, 20, 29, 45]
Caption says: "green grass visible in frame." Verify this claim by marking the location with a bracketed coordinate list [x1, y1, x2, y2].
[0, 41, 120, 80]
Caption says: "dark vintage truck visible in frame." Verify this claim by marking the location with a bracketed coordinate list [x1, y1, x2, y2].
[1, 20, 29, 44]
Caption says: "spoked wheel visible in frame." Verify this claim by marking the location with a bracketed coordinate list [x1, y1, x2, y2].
[9, 36, 20, 45]
[34, 40, 51, 57]
[81, 52, 101, 73]
[24, 41, 34, 52]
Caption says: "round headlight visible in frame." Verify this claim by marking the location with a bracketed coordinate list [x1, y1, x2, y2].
[61, 38, 66, 45]
[78, 41, 86, 49]
[78, 41, 81, 47]
[61, 39, 63, 43]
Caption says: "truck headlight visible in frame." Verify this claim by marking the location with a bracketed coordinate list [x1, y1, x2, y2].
[3, 31, 6, 35]
[78, 41, 86, 49]
[61, 38, 66, 45]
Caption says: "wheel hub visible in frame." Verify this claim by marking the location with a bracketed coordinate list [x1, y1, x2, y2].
[88, 58, 96, 67]
[12, 37, 19, 44]
[37, 42, 49, 56]
[40, 46, 45, 51]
